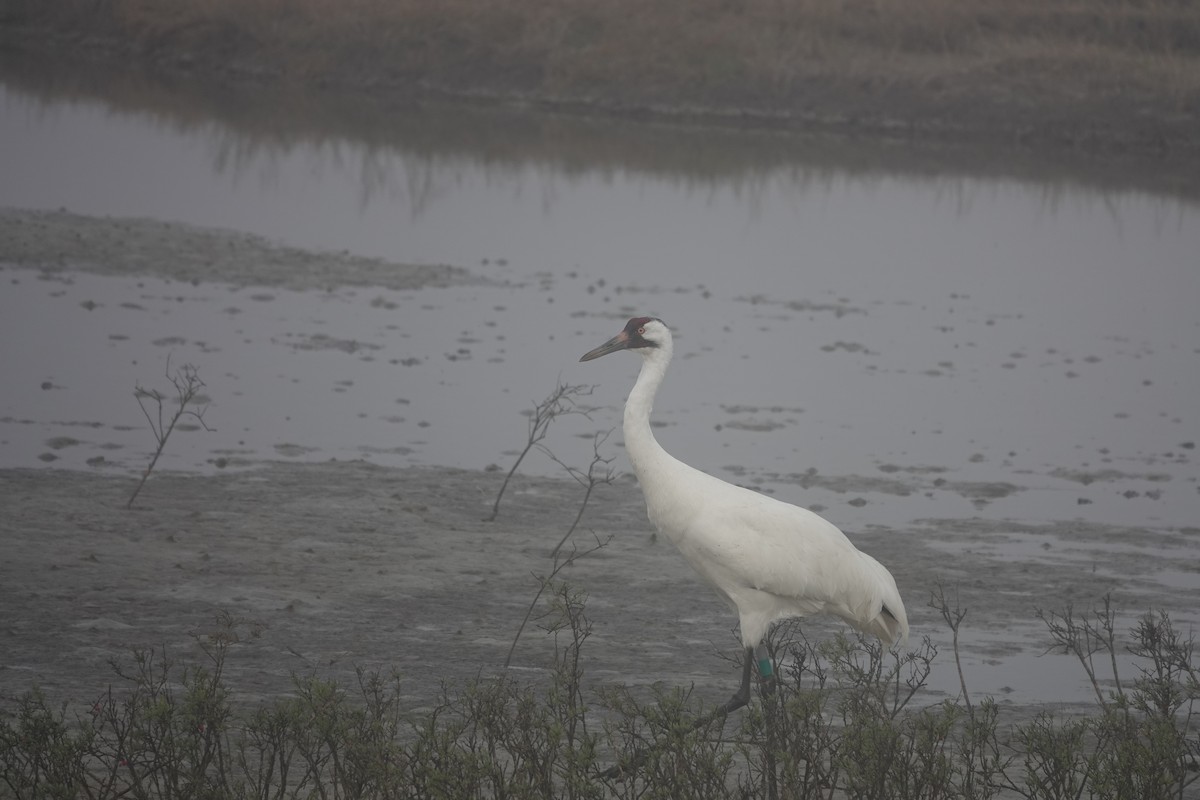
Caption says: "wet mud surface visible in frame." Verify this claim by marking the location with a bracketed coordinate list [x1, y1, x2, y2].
[0, 207, 482, 292]
[2, 460, 1196, 723]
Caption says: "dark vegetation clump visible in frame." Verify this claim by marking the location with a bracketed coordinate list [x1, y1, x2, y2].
[2, 593, 1197, 799]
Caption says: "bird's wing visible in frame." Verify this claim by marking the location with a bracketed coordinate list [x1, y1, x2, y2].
[683, 492, 907, 641]
[715, 497, 862, 592]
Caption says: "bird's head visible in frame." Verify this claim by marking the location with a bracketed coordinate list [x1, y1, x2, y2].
[580, 317, 670, 362]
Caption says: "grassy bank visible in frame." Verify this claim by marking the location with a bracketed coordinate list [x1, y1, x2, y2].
[6, 0, 1200, 153]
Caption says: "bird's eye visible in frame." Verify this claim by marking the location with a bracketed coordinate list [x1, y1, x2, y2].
[638, 327, 646, 335]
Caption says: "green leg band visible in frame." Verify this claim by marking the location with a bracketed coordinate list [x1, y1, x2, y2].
[757, 657, 773, 678]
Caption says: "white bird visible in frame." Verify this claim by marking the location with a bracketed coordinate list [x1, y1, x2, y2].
[581, 316, 908, 713]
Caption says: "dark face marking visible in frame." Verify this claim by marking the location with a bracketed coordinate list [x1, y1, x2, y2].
[623, 316, 661, 349]
[579, 316, 664, 362]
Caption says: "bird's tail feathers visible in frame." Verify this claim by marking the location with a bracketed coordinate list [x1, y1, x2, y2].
[856, 607, 907, 648]
[855, 553, 910, 647]
[877, 602, 910, 647]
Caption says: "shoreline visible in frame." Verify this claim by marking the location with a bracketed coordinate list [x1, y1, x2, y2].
[3, 35, 1199, 208]
[3, 6, 1198, 165]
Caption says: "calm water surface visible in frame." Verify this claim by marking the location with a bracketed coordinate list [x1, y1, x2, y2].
[1, 61, 1198, 532]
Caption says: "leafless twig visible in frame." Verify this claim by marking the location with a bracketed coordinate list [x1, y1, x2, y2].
[485, 381, 593, 522]
[127, 358, 212, 508]
[930, 578, 972, 717]
[504, 533, 612, 669]
[1036, 594, 1124, 712]
[504, 431, 616, 668]
[545, 430, 617, 558]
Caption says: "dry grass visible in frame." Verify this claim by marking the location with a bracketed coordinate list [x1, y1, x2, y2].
[9, 0, 1200, 145]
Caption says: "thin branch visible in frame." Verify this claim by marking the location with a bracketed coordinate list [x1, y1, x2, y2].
[1036, 601, 1115, 709]
[127, 359, 213, 508]
[504, 429, 616, 667]
[544, 430, 617, 559]
[929, 578, 972, 717]
[484, 382, 594, 522]
[504, 533, 611, 669]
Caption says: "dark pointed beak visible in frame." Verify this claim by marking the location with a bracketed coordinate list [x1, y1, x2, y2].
[580, 332, 630, 362]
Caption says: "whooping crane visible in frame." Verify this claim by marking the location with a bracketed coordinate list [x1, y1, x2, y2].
[581, 316, 908, 713]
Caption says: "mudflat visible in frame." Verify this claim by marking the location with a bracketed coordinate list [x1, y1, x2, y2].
[3, 455, 1196, 721]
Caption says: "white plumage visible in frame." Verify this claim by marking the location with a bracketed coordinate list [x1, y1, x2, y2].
[581, 316, 908, 711]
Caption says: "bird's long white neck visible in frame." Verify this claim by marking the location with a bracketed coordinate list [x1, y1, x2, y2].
[622, 336, 714, 541]
[623, 339, 680, 486]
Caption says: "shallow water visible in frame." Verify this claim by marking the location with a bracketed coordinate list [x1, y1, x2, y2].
[1, 59, 1198, 534]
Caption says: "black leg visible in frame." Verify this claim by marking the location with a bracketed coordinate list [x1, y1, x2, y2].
[603, 645, 760, 780]
[718, 646, 755, 715]
[753, 643, 780, 800]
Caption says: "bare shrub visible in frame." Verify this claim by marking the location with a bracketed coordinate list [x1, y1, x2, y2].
[127, 358, 212, 508]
